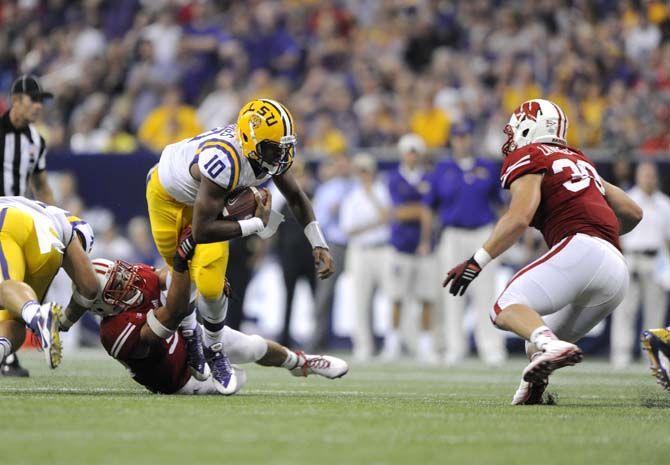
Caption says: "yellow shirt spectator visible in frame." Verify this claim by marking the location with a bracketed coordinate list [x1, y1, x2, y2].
[547, 91, 580, 146]
[410, 106, 451, 149]
[502, 83, 542, 115]
[580, 88, 606, 147]
[305, 113, 348, 156]
[139, 88, 204, 153]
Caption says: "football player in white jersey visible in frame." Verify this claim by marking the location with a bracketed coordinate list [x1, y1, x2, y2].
[0, 197, 99, 370]
[146, 99, 334, 394]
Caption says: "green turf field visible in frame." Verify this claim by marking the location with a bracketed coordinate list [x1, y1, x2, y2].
[1, 350, 669, 465]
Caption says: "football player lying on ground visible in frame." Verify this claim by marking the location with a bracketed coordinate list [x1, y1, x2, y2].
[76, 236, 347, 395]
[641, 327, 670, 393]
[443, 99, 643, 405]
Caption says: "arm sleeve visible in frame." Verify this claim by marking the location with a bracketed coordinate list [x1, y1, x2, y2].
[99, 312, 145, 360]
[197, 142, 241, 191]
[500, 147, 546, 190]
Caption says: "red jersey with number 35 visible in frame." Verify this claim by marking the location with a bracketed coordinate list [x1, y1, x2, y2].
[500, 143, 620, 250]
[99, 264, 190, 394]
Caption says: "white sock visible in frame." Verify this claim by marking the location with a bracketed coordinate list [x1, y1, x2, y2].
[198, 295, 228, 347]
[203, 327, 225, 347]
[281, 348, 299, 369]
[417, 332, 434, 354]
[21, 300, 40, 324]
[0, 337, 12, 364]
[179, 310, 198, 331]
[530, 325, 558, 351]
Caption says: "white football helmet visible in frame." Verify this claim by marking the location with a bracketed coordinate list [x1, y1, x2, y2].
[502, 99, 568, 156]
[88, 258, 145, 316]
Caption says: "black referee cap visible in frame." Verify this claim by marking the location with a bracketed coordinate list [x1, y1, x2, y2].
[10, 74, 53, 102]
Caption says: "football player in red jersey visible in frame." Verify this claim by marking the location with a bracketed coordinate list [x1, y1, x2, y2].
[443, 99, 643, 405]
[93, 254, 348, 395]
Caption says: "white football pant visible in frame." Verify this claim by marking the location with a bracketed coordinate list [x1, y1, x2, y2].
[494, 233, 629, 343]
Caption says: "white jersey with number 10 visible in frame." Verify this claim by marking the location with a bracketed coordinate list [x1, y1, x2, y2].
[156, 124, 271, 206]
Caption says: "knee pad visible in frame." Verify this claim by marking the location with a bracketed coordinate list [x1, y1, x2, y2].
[197, 294, 228, 324]
[223, 327, 268, 364]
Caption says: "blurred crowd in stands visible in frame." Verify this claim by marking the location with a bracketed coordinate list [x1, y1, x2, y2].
[1, 0, 670, 157]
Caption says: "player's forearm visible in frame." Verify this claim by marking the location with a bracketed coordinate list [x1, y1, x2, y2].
[274, 171, 316, 227]
[191, 217, 242, 244]
[60, 300, 88, 331]
[154, 270, 191, 331]
[286, 190, 316, 227]
[482, 213, 530, 259]
[140, 269, 192, 345]
[603, 182, 643, 235]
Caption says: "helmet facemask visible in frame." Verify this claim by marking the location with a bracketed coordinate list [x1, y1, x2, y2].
[100, 260, 145, 313]
[252, 135, 296, 176]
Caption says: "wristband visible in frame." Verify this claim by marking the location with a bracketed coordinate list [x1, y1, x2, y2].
[238, 217, 265, 237]
[473, 248, 493, 268]
[72, 287, 96, 309]
[146, 309, 175, 339]
[304, 221, 329, 249]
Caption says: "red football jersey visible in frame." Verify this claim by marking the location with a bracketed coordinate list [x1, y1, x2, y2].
[500, 143, 620, 250]
[99, 264, 190, 394]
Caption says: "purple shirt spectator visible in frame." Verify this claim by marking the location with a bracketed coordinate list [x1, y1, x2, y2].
[387, 168, 432, 254]
[425, 158, 501, 230]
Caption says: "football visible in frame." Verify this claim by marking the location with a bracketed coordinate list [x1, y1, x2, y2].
[221, 186, 267, 220]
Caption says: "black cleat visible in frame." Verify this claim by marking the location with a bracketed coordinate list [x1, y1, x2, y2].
[1, 353, 30, 378]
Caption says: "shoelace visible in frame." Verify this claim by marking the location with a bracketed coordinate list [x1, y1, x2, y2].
[296, 352, 331, 376]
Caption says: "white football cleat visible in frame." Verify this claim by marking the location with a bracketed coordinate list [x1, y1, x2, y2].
[28, 302, 63, 369]
[291, 352, 349, 379]
[522, 340, 582, 384]
[511, 377, 549, 405]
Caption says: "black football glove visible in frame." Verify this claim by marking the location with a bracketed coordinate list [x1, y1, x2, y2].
[442, 256, 482, 296]
[173, 226, 196, 273]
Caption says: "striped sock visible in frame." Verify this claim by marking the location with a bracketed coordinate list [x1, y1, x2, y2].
[0, 337, 12, 364]
[21, 300, 40, 325]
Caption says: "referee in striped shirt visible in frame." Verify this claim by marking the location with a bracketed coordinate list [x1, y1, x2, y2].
[0, 74, 55, 377]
